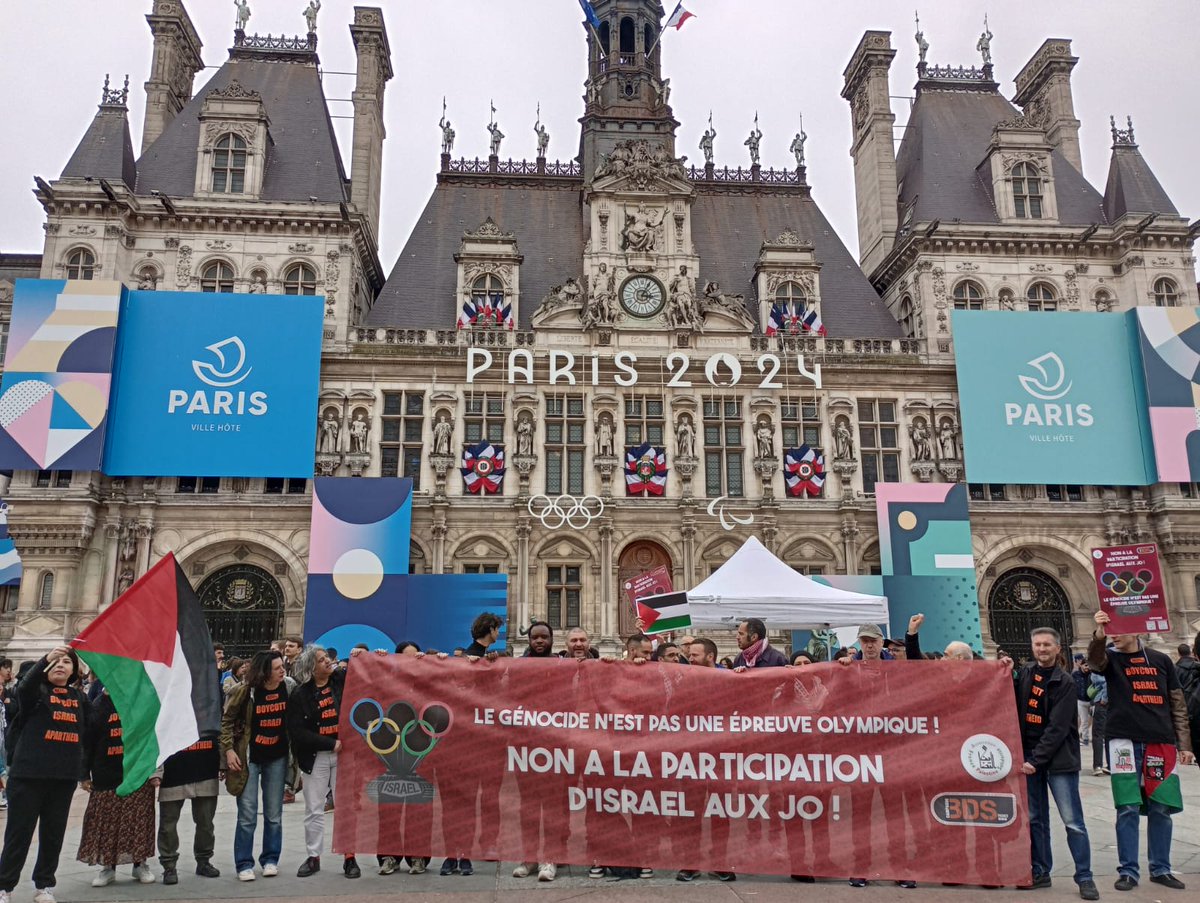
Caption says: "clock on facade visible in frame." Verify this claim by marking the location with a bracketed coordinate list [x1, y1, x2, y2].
[620, 275, 666, 318]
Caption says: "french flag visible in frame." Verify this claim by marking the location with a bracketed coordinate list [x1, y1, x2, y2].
[665, 2, 695, 30]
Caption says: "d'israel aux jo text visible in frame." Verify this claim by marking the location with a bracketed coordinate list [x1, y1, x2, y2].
[0, 0, 1197, 663]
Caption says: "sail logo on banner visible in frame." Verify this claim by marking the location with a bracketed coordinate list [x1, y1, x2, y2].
[169, 336, 267, 418]
[1005, 352, 1092, 430]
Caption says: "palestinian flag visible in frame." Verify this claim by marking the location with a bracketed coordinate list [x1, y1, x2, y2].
[1109, 739, 1183, 814]
[70, 553, 220, 796]
[636, 590, 692, 635]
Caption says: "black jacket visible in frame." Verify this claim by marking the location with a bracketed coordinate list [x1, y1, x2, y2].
[1176, 656, 1199, 696]
[287, 668, 345, 775]
[1014, 662, 1080, 773]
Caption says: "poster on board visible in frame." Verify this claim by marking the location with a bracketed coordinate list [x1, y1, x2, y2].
[1090, 543, 1170, 635]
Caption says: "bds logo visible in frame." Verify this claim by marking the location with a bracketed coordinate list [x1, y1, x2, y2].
[168, 337, 268, 416]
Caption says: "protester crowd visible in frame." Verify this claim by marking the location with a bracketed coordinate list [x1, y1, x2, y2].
[0, 614, 1196, 902]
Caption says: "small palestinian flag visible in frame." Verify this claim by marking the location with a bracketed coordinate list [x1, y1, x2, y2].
[785, 445, 825, 497]
[1109, 739, 1183, 814]
[462, 440, 506, 494]
[70, 553, 220, 796]
[636, 591, 692, 635]
[625, 442, 668, 495]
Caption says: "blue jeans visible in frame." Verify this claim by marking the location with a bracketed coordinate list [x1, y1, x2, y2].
[1026, 769, 1092, 883]
[234, 756, 286, 872]
[1114, 742, 1173, 881]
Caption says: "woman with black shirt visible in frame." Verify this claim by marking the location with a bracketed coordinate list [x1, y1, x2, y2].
[0, 645, 89, 903]
[220, 650, 289, 882]
[77, 690, 159, 886]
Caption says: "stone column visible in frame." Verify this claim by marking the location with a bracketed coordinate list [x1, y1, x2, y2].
[840, 513, 860, 574]
[515, 518, 531, 629]
[681, 516, 697, 588]
[598, 519, 614, 641]
[100, 520, 121, 607]
[431, 518, 447, 574]
[135, 522, 153, 576]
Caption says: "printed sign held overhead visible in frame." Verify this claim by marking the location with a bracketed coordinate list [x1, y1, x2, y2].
[1091, 543, 1170, 635]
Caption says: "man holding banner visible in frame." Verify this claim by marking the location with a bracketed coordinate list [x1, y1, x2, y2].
[1089, 610, 1193, 892]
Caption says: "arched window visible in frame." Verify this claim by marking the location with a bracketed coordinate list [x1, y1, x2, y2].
[66, 248, 95, 280]
[774, 281, 808, 307]
[1154, 277, 1179, 307]
[953, 280, 984, 310]
[211, 134, 247, 194]
[1011, 162, 1043, 219]
[200, 261, 235, 293]
[599, 21, 610, 55]
[470, 274, 505, 328]
[644, 23, 654, 56]
[283, 263, 318, 296]
[38, 572, 54, 610]
[897, 295, 916, 337]
[619, 17, 635, 55]
[1026, 282, 1057, 312]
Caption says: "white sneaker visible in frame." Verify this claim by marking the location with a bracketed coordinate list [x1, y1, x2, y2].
[132, 863, 155, 884]
[0, 888, 7, 903]
[538, 863, 557, 882]
[32, 891, 56, 903]
[92, 868, 116, 888]
[512, 862, 533, 878]
[261, 864, 278, 878]
[237, 870, 256, 882]
[378, 856, 398, 875]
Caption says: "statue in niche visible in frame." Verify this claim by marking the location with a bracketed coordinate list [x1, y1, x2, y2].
[516, 416, 534, 457]
[668, 265, 703, 331]
[582, 264, 617, 329]
[755, 421, 774, 459]
[998, 290, 1015, 311]
[318, 410, 339, 454]
[120, 527, 137, 563]
[676, 415, 696, 459]
[938, 419, 959, 459]
[116, 567, 135, 597]
[248, 272, 267, 294]
[909, 418, 932, 461]
[834, 418, 855, 461]
[596, 415, 614, 458]
[621, 204, 666, 253]
[234, 0, 251, 31]
[349, 411, 369, 453]
[137, 269, 158, 291]
[304, 0, 321, 33]
[432, 414, 453, 456]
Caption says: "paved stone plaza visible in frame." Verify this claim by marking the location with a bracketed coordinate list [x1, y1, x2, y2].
[1, 763, 1194, 902]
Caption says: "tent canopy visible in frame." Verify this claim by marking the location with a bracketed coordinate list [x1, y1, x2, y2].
[686, 536, 889, 629]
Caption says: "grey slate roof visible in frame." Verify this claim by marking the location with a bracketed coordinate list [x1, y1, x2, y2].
[61, 105, 137, 188]
[895, 89, 1108, 230]
[370, 179, 901, 339]
[1103, 145, 1178, 221]
[135, 57, 348, 203]
[690, 190, 901, 338]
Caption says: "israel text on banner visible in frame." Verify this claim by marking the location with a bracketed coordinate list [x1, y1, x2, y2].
[333, 656, 1032, 885]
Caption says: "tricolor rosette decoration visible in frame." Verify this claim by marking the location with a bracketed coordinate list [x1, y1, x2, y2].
[624, 442, 668, 496]
[461, 441, 506, 494]
[784, 445, 825, 497]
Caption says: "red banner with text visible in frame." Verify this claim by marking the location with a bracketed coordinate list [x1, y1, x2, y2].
[333, 656, 1031, 885]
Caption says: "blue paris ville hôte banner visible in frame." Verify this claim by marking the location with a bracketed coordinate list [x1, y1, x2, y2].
[951, 310, 1155, 486]
[103, 290, 323, 478]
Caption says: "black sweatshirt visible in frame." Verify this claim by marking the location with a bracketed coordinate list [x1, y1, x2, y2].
[7, 656, 89, 782]
[161, 737, 221, 789]
[85, 694, 125, 792]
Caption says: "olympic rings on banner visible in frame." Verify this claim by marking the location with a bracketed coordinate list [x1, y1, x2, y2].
[526, 494, 605, 530]
[350, 698, 383, 735]
[400, 719, 439, 757]
[365, 717, 402, 755]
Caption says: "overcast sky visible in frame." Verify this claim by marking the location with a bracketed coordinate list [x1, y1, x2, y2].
[1, 1, 1195, 266]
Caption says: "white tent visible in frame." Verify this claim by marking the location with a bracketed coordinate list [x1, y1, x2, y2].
[686, 536, 889, 628]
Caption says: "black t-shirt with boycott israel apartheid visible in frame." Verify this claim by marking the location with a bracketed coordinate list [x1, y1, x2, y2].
[249, 685, 290, 764]
[1094, 644, 1179, 744]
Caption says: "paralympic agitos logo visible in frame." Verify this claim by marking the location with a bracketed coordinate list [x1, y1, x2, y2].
[351, 697, 453, 804]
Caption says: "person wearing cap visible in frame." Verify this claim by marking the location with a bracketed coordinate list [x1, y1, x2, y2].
[838, 623, 917, 889]
[884, 637, 907, 660]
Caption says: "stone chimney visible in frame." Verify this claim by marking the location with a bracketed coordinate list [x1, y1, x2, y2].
[842, 31, 899, 278]
[142, 0, 203, 153]
[348, 7, 393, 242]
[1013, 39, 1082, 173]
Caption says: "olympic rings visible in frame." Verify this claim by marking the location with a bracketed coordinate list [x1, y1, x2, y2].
[365, 717, 402, 755]
[527, 494, 605, 530]
[350, 698, 384, 735]
[420, 702, 453, 737]
[400, 719, 439, 757]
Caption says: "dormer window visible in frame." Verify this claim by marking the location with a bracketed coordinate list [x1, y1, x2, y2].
[200, 261, 235, 293]
[284, 263, 318, 296]
[1153, 277, 1179, 307]
[1011, 162, 1043, 219]
[66, 248, 95, 280]
[953, 280, 984, 310]
[775, 281, 809, 309]
[1026, 282, 1057, 312]
[470, 274, 506, 328]
[897, 295, 916, 337]
[211, 134, 247, 194]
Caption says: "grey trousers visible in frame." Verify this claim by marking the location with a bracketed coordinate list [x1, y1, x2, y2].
[158, 796, 218, 869]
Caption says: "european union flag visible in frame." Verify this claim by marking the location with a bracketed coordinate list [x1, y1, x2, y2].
[578, 0, 601, 29]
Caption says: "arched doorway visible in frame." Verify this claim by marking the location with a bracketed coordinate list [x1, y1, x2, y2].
[988, 566, 1073, 664]
[197, 564, 285, 659]
[617, 540, 673, 638]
